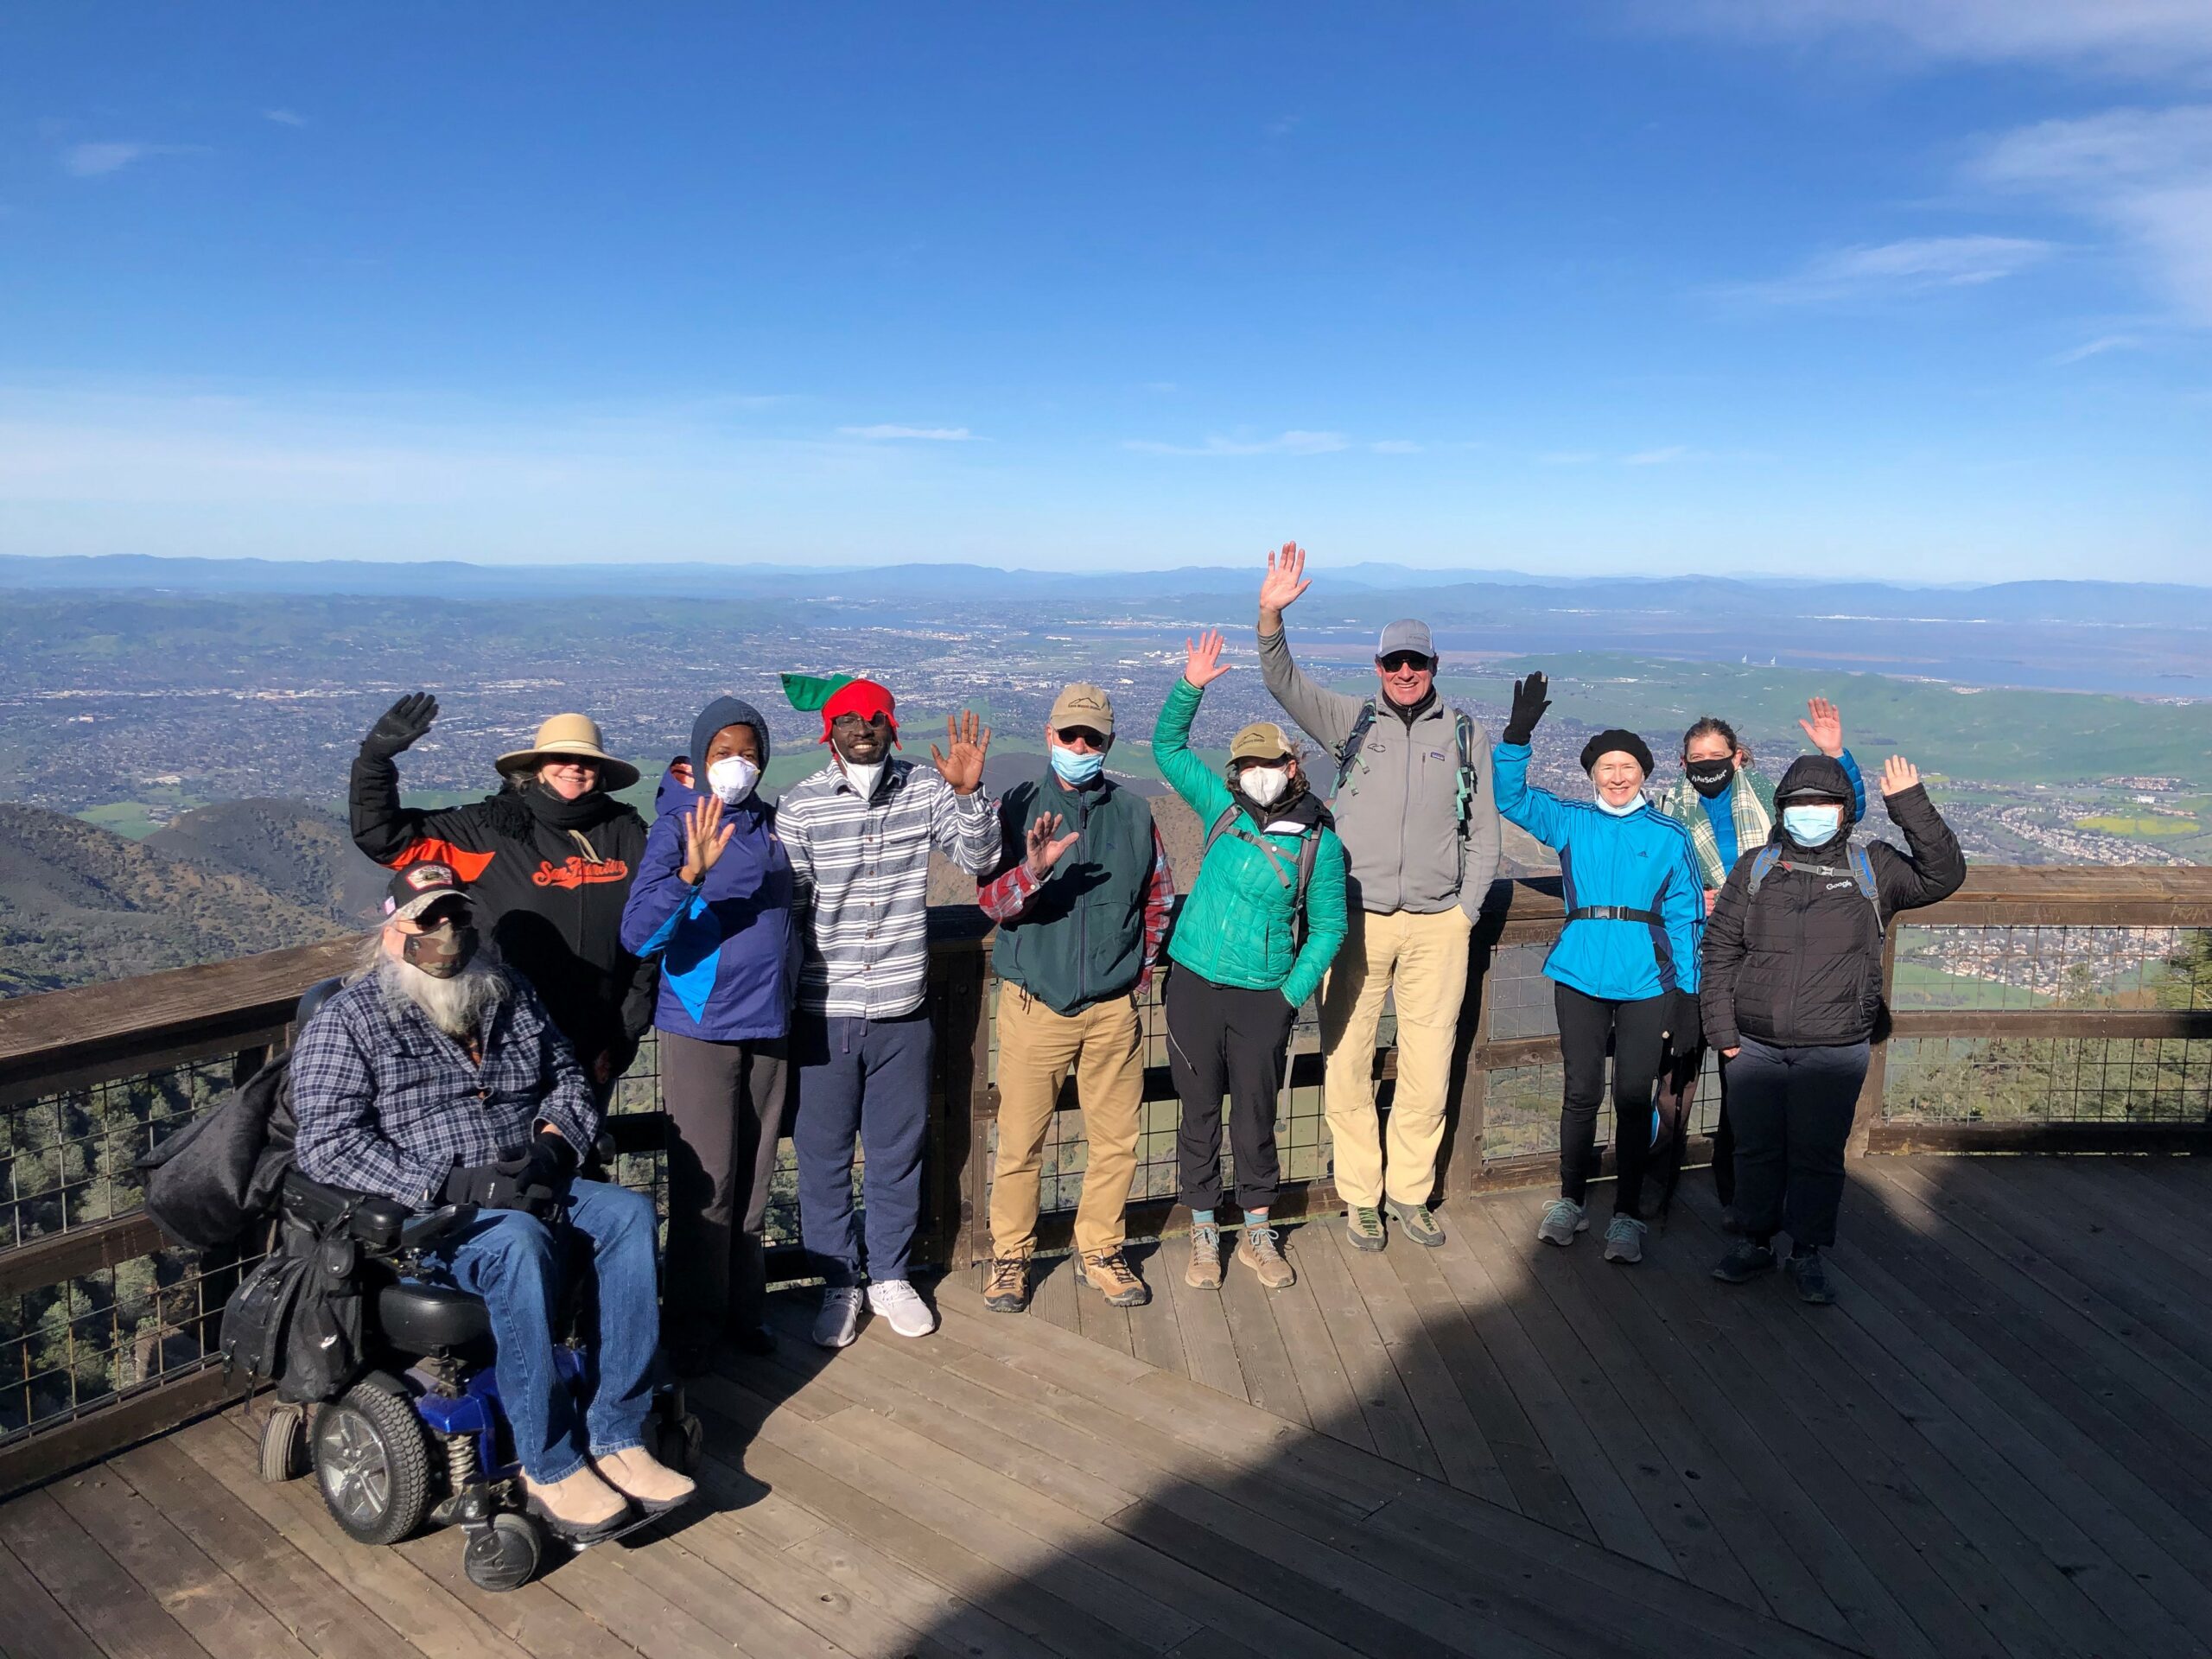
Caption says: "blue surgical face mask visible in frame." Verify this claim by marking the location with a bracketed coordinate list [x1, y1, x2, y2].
[1049, 744, 1104, 786]
[1782, 804, 1844, 846]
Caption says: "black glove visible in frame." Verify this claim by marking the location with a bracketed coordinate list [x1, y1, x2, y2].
[362, 692, 440, 760]
[1502, 671, 1551, 746]
[441, 1147, 554, 1214]
[518, 1131, 577, 1196]
[1667, 988, 1702, 1052]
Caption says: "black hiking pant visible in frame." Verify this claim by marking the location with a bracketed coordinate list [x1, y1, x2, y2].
[1554, 983, 1669, 1218]
[1723, 1036, 1870, 1251]
[659, 1030, 790, 1344]
[1166, 966, 1294, 1214]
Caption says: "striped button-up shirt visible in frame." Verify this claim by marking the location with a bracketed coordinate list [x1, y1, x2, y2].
[778, 758, 999, 1018]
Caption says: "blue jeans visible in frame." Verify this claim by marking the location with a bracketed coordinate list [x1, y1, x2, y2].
[419, 1179, 659, 1483]
[792, 1011, 933, 1287]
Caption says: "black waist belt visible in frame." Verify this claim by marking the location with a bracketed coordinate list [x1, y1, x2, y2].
[1567, 906, 1661, 923]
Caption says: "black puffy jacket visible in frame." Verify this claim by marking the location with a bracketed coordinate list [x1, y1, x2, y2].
[1700, 755, 1965, 1051]
[350, 753, 654, 1084]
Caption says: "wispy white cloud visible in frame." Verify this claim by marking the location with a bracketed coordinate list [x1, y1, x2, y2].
[1661, 0, 2212, 79]
[1622, 445, 1692, 466]
[837, 423, 976, 441]
[61, 141, 200, 177]
[1124, 429, 1350, 456]
[263, 108, 308, 127]
[2050, 333, 2144, 364]
[1722, 235, 2054, 304]
[1969, 105, 2212, 325]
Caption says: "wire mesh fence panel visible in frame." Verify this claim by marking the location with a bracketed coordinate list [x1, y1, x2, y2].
[1484, 942, 1558, 1040]
[4, 1058, 238, 1249]
[1885, 1036, 2212, 1124]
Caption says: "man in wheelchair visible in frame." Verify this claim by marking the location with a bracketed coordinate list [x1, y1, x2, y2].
[291, 860, 696, 1543]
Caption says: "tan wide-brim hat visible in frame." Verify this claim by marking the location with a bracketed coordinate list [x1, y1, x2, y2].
[496, 714, 640, 791]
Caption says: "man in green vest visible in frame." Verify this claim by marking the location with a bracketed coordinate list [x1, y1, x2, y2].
[977, 683, 1176, 1313]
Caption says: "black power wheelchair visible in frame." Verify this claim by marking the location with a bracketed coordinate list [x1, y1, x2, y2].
[246, 980, 702, 1592]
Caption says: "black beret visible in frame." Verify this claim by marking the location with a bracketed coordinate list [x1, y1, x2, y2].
[1580, 728, 1654, 776]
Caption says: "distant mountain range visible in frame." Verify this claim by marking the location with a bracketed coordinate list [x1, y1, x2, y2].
[0, 799, 384, 995]
[5, 552, 2209, 628]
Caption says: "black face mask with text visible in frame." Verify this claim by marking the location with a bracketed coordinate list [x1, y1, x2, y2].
[403, 921, 480, 980]
[1685, 760, 1735, 799]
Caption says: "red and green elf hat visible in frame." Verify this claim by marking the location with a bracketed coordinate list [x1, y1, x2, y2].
[781, 672, 900, 747]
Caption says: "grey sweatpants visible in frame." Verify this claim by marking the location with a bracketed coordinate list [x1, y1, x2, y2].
[658, 1029, 791, 1343]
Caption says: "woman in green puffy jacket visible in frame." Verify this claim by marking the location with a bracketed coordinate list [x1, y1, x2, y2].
[1154, 629, 1349, 1295]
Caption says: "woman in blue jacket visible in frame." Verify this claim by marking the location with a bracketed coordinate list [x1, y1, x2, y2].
[1492, 673, 1703, 1265]
[620, 696, 797, 1373]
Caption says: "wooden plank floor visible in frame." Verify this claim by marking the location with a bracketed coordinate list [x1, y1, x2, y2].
[5, 1155, 2207, 1659]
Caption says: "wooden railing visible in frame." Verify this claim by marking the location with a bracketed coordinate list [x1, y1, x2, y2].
[3, 863, 2209, 1493]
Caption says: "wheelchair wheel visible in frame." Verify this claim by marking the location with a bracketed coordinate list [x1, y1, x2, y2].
[314, 1382, 430, 1546]
[463, 1512, 543, 1592]
[259, 1404, 308, 1482]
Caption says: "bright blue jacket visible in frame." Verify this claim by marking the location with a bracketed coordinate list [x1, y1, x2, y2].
[620, 766, 797, 1043]
[1492, 742, 1703, 1001]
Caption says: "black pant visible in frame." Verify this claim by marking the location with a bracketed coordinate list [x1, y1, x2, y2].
[1655, 1041, 1738, 1204]
[1554, 982, 1669, 1217]
[1724, 1036, 1870, 1250]
[1166, 966, 1295, 1213]
[658, 1029, 791, 1343]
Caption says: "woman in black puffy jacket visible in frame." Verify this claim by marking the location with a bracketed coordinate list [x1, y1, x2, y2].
[1698, 751, 1964, 1303]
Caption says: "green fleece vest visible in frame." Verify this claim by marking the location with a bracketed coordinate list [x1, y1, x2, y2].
[992, 774, 1154, 1014]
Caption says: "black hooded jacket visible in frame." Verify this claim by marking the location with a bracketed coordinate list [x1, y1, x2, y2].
[350, 753, 654, 1081]
[1700, 754, 1966, 1051]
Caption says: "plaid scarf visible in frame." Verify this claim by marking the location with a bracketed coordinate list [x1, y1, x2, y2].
[1659, 766, 1774, 889]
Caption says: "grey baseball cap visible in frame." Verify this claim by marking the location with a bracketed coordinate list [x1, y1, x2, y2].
[1376, 619, 1434, 660]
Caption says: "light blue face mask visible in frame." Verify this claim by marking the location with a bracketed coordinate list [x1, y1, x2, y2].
[1782, 804, 1844, 846]
[1049, 744, 1104, 785]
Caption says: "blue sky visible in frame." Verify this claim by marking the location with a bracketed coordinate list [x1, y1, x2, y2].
[2, 2, 2208, 580]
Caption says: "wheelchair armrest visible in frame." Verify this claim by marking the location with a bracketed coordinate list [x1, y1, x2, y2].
[398, 1203, 478, 1255]
[281, 1168, 467, 1255]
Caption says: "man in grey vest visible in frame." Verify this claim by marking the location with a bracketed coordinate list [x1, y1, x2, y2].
[977, 684, 1175, 1312]
[1257, 543, 1502, 1250]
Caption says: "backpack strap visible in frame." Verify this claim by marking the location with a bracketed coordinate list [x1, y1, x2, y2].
[1333, 700, 1379, 794]
[1745, 843, 1785, 898]
[1207, 806, 1322, 943]
[1745, 842, 1885, 935]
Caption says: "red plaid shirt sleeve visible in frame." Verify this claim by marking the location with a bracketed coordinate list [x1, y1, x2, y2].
[1137, 823, 1174, 994]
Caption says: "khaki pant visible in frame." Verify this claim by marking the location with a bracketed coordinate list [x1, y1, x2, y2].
[989, 986, 1145, 1259]
[1321, 906, 1474, 1209]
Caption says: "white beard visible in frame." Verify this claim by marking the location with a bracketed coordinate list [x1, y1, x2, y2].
[374, 950, 508, 1039]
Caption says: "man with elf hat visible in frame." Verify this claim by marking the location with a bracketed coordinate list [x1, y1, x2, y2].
[774, 672, 1001, 1348]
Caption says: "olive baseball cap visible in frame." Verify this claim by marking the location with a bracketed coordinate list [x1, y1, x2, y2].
[1048, 683, 1115, 736]
[1230, 721, 1297, 764]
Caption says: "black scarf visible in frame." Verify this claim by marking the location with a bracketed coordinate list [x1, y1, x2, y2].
[480, 780, 633, 843]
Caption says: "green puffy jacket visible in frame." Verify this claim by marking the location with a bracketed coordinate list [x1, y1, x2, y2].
[1153, 676, 1349, 1007]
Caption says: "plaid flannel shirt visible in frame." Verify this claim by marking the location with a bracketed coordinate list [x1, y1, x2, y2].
[977, 819, 1176, 995]
[290, 971, 601, 1206]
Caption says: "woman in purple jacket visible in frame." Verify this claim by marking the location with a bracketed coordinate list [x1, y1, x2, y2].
[620, 696, 798, 1374]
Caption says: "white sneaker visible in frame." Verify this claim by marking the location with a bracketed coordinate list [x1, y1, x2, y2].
[1604, 1215, 1648, 1264]
[812, 1286, 862, 1350]
[1536, 1198, 1588, 1247]
[866, 1279, 937, 1338]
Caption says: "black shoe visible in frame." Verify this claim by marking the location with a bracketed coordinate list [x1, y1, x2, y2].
[1710, 1242, 1776, 1284]
[729, 1325, 778, 1358]
[1784, 1250, 1836, 1305]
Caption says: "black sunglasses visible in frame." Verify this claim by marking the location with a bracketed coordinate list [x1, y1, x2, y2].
[1054, 727, 1108, 750]
[1377, 652, 1433, 673]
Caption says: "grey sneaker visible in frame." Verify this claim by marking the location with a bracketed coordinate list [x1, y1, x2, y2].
[1604, 1214, 1648, 1264]
[1185, 1224, 1224, 1290]
[1386, 1199, 1444, 1249]
[1345, 1205, 1387, 1253]
[1536, 1198, 1588, 1247]
[982, 1255, 1030, 1313]
[1710, 1242, 1776, 1284]
[1235, 1225, 1296, 1290]
[1077, 1249, 1152, 1308]
[811, 1285, 862, 1349]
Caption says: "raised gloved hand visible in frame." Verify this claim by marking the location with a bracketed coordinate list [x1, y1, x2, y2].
[442, 1147, 555, 1214]
[1502, 671, 1551, 747]
[361, 693, 440, 760]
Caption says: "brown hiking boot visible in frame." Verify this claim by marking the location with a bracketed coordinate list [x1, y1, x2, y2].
[1077, 1249, 1152, 1308]
[1185, 1223, 1223, 1290]
[983, 1255, 1030, 1313]
[1235, 1224, 1296, 1290]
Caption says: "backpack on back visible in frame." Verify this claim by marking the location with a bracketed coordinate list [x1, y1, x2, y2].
[1333, 700, 1481, 886]
[1745, 842, 1883, 934]
[1205, 808, 1323, 945]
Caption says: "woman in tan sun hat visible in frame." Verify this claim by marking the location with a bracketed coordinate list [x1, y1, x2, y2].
[351, 696, 656, 1095]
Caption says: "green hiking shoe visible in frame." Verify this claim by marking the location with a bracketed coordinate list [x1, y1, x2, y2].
[1345, 1205, 1387, 1253]
[1386, 1199, 1444, 1249]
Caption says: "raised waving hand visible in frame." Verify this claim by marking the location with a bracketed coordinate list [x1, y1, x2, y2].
[678, 793, 735, 886]
[1258, 542, 1312, 621]
[1023, 812, 1082, 879]
[931, 711, 993, 796]
[1184, 629, 1233, 689]
[1799, 696, 1844, 759]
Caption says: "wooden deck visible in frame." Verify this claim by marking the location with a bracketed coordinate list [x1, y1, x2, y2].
[7, 1153, 2212, 1659]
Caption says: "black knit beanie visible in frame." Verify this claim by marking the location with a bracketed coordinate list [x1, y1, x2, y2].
[1580, 728, 1654, 775]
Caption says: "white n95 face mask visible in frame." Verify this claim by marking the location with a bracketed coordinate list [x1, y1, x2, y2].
[707, 755, 760, 805]
[1241, 765, 1290, 806]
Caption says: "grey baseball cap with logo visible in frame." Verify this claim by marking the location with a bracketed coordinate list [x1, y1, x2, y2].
[1376, 619, 1434, 660]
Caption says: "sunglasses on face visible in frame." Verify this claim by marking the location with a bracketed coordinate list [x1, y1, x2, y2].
[1378, 652, 1433, 673]
[831, 713, 892, 732]
[1054, 727, 1108, 751]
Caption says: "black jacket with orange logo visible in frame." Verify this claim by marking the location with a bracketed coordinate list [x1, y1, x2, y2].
[350, 751, 656, 1084]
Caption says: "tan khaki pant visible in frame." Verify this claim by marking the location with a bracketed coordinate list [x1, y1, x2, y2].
[1320, 906, 1475, 1208]
[989, 986, 1145, 1259]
